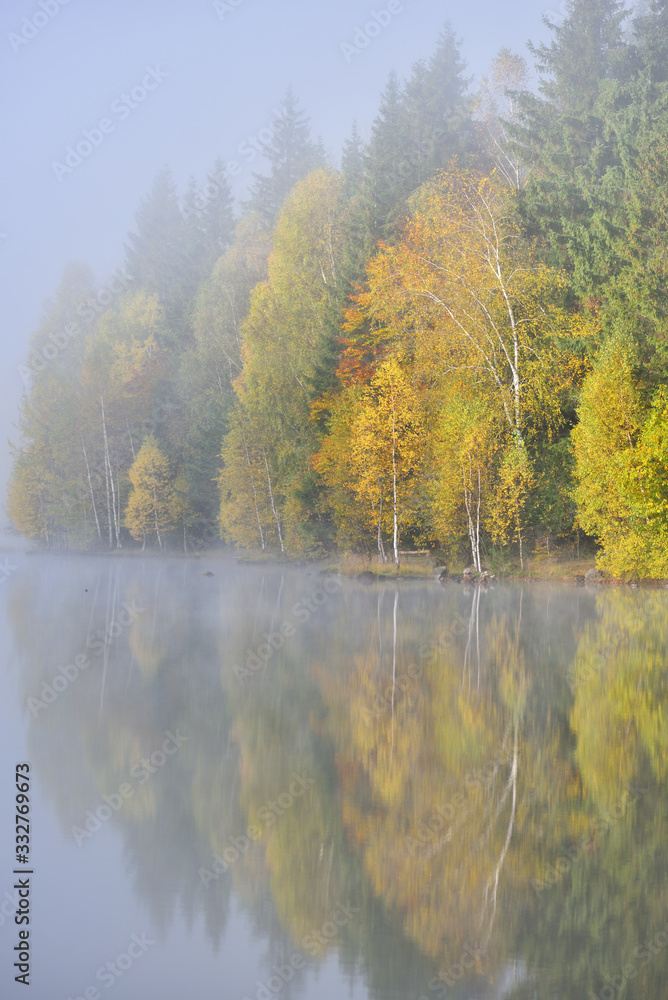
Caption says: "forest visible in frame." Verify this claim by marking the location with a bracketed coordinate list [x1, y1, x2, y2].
[7, 0, 668, 580]
[9, 559, 668, 999]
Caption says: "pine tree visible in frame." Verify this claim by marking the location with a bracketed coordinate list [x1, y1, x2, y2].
[200, 158, 235, 266]
[245, 88, 326, 227]
[124, 167, 193, 335]
[513, 0, 629, 281]
[341, 121, 365, 195]
[363, 71, 410, 241]
[420, 21, 473, 169]
[362, 26, 472, 244]
[338, 122, 375, 294]
[22, 262, 98, 386]
[630, 0, 668, 84]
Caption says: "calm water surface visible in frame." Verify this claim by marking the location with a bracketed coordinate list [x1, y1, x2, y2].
[1, 554, 667, 1000]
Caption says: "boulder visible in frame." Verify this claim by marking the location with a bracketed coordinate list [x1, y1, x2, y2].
[584, 568, 602, 583]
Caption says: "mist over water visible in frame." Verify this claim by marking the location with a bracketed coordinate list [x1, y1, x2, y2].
[2, 556, 667, 998]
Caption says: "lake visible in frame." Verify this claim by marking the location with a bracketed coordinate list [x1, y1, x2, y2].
[1, 553, 667, 999]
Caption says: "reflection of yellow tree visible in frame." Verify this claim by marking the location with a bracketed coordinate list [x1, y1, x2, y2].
[221, 680, 355, 954]
[571, 589, 668, 805]
[321, 592, 542, 969]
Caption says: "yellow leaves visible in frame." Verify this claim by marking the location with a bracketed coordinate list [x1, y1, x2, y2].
[110, 333, 161, 387]
[125, 435, 175, 544]
[430, 394, 503, 542]
[95, 290, 166, 351]
[344, 355, 426, 553]
[572, 334, 668, 578]
[5, 447, 53, 542]
[270, 167, 343, 295]
[344, 167, 573, 450]
[571, 590, 668, 801]
[487, 444, 534, 549]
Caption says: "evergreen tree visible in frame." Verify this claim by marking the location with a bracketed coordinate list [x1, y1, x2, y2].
[200, 157, 235, 266]
[124, 167, 193, 336]
[362, 26, 472, 244]
[22, 262, 98, 385]
[181, 176, 210, 306]
[338, 122, 374, 295]
[175, 215, 271, 533]
[420, 21, 473, 169]
[340, 120, 365, 196]
[363, 71, 410, 241]
[630, 0, 668, 84]
[513, 0, 629, 282]
[245, 87, 326, 227]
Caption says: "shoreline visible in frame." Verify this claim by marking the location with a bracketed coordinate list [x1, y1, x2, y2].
[11, 546, 668, 587]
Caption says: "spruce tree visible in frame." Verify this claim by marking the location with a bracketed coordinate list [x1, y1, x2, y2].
[513, 0, 629, 277]
[363, 71, 411, 241]
[124, 167, 196, 338]
[245, 87, 326, 227]
[339, 121, 374, 293]
[200, 157, 235, 266]
[421, 22, 473, 169]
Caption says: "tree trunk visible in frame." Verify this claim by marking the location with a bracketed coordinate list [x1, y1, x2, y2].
[377, 489, 386, 563]
[125, 417, 136, 459]
[242, 433, 265, 551]
[81, 436, 102, 544]
[153, 485, 162, 549]
[475, 467, 482, 572]
[463, 458, 481, 572]
[112, 464, 122, 548]
[263, 449, 284, 554]
[100, 396, 113, 549]
[391, 398, 399, 570]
